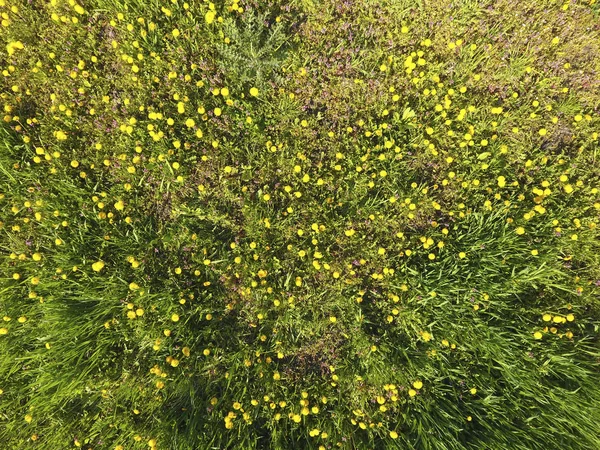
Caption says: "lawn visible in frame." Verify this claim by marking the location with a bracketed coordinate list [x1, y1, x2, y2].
[1, 0, 600, 449]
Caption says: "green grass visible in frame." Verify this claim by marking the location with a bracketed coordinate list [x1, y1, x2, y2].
[1, 0, 600, 449]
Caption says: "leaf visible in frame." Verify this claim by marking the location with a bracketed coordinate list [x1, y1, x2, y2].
[402, 107, 416, 120]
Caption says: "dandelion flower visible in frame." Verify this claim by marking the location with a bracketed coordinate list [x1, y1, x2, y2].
[6, 41, 24, 56]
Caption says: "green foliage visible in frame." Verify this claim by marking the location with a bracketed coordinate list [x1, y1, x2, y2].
[1, 0, 600, 449]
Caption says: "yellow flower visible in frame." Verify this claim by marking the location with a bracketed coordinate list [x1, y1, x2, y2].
[172, 28, 180, 38]
[250, 87, 259, 97]
[413, 380, 423, 389]
[171, 314, 180, 322]
[32, 253, 42, 261]
[92, 261, 105, 272]
[408, 389, 417, 397]
[390, 431, 398, 439]
[533, 331, 543, 339]
[25, 414, 33, 423]
[0, 328, 8, 335]
[470, 388, 477, 395]
[6, 41, 24, 55]
[515, 227, 525, 235]
[497, 176, 506, 188]
[114, 201, 124, 211]
[205, 10, 215, 24]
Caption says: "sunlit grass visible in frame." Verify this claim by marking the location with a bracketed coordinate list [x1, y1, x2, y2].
[1, 0, 600, 449]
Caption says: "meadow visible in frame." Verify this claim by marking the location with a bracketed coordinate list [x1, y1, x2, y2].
[1, 0, 600, 449]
